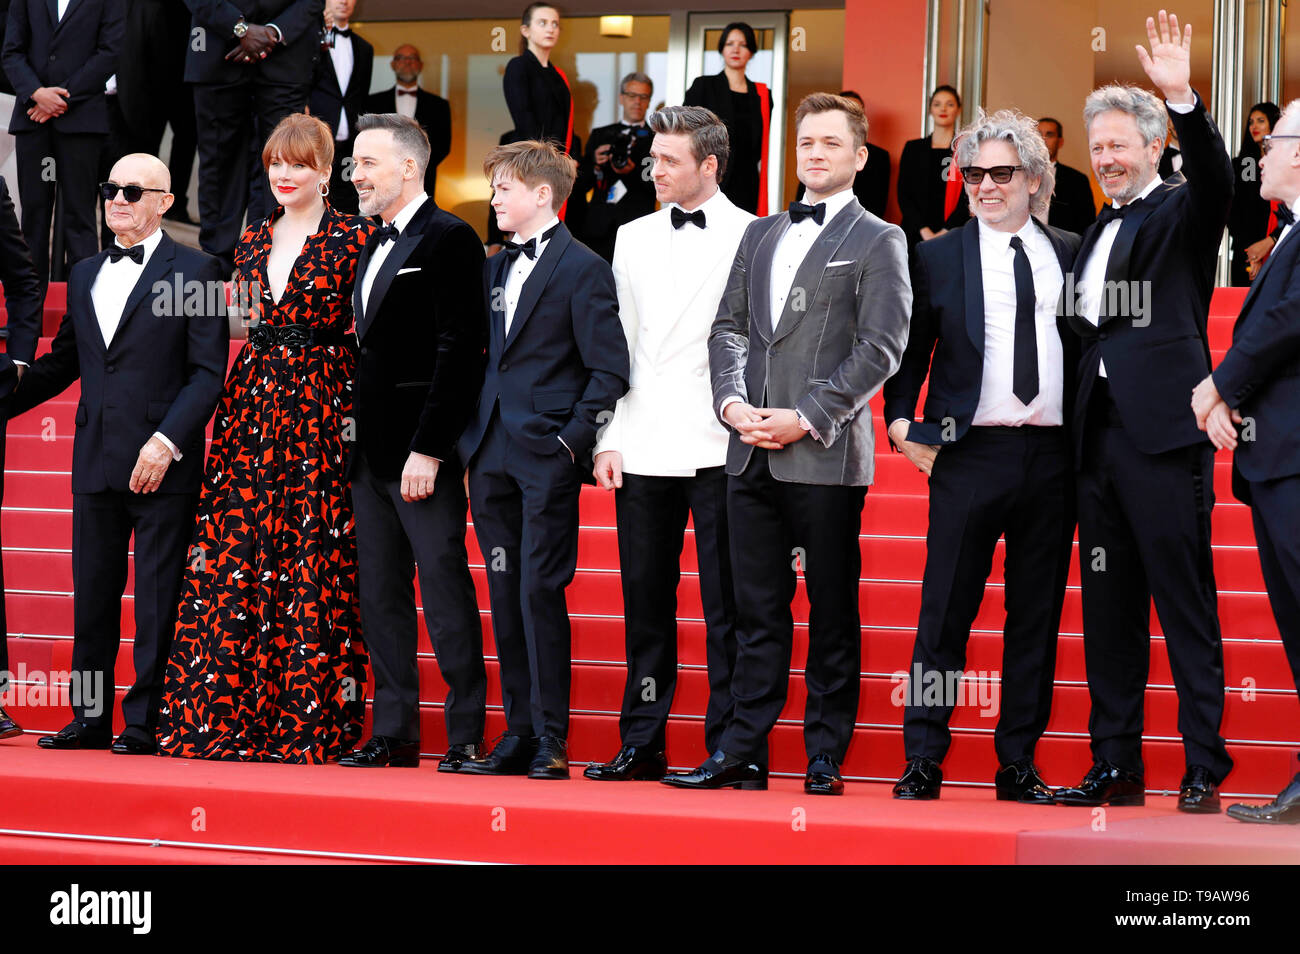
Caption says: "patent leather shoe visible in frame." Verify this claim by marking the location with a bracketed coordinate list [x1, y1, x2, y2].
[1178, 765, 1220, 813]
[583, 744, 668, 781]
[1054, 760, 1144, 806]
[0, 706, 21, 740]
[111, 728, 157, 755]
[995, 759, 1054, 804]
[1226, 773, 1300, 824]
[437, 742, 482, 773]
[805, 754, 844, 795]
[893, 757, 942, 799]
[37, 721, 112, 750]
[528, 736, 569, 779]
[338, 735, 420, 767]
[459, 733, 537, 775]
[661, 750, 767, 790]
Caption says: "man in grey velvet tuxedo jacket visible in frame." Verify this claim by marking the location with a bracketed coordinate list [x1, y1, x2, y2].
[663, 93, 911, 795]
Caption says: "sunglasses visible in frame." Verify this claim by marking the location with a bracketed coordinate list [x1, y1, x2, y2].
[99, 182, 168, 203]
[960, 165, 1024, 185]
[1262, 134, 1300, 156]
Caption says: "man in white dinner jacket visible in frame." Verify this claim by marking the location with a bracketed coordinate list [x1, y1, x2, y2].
[583, 105, 754, 781]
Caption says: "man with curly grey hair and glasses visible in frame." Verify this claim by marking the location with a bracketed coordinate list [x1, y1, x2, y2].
[1054, 10, 1234, 813]
[883, 109, 1080, 802]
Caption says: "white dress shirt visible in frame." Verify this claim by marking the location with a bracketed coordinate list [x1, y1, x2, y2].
[668, 188, 730, 280]
[768, 187, 856, 332]
[358, 192, 427, 318]
[971, 218, 1065, 426]
[1274, 196, 1300, 253]
[395, 83, 419, 119]
[57, 0, 69, 18]
[328, 25, 354, 141]
[89, 228, 180, 458]
[503, 215, 560, 336]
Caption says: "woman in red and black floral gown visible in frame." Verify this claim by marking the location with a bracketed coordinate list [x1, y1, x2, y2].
[157, 115, 374, 763]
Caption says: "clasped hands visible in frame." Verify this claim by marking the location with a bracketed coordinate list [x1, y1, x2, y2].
[226, 25, 279, 64]
[723, 402, 808, 449]
[1191, 375, 1242, 451]
[27, 86, 69, 123]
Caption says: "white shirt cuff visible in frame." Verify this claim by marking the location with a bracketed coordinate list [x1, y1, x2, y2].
[719, 395, 744, 418]
[557, 435, 574, 462]
[266, 23, 283, 44]
[12, 359, 28, 367]
[153, 431, 182, 461]
[1166, 99, 1195, 114]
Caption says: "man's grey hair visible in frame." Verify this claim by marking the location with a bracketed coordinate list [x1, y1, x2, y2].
[954, 108, 1055, 218]
[355, 112, 432, 175]
[647, 105, 729, 180]
[1083, 84, 1167, 146]
[620, 71, 653, 94]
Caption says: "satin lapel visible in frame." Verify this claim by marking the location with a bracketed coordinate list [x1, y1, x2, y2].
[46, 0, 58, 29]
[352, 225, 378, 328]
[666, 212, 736, 338]
[749, 215, 789, 345]
[771, 202, 863, 344]
[487, 251, 510, 360]
[1240, 228, 1300, 321]
[359, 229, 422, 338]
[78, 253, 110, 357]
[54, 0, 82, 32]
[1035, 217, 1074, 275]
[961, 219, 985, 354]
[1098, 179, 1176, 325]
[108, 235, 176, 356]
[503, 224, 570, 353]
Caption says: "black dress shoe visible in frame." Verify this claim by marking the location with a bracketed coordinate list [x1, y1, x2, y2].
[0, 706, 22, 740]
[37, 721, 112, 750]
[661, 750, 767, 790]
[583, 744, 668, 781]
[458, 733, 537, 776]
[805, 754, 844, 795]
[995, 759, 1055, 804]
[338, 735, 420, 767]
[1055, 760, 1144, 806]
[1227, 773, 1300, 824]
[1178, 765, 1220, 814]
[528, 736, 569, 779]
[893, 757, 942, 799]
[111, 732, 158, 755]
[437, 742, 482, 773]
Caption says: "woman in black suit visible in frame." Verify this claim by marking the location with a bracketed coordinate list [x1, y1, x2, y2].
[683, 21, 773, 215]
[1228, 101, 1280, 285]
[898, 84, 968, 250]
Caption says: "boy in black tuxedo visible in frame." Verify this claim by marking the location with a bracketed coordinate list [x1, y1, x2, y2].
[458, 140, 629, 779]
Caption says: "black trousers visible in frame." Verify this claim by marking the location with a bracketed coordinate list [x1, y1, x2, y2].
[191, 77, 310, 272]
[717, 449, 867, 764]
[71, 490, 196, 736]
[350, 450, 485, 745]
[902, 425, 1072, 766]
[328, 137, 359, 215]
[15, 127, 104, 285]
[1077, 383, 1232, 782]
[1247, 476, 1300, 714]
[614, 467, 737, 753]
[468, 414, 583, 739]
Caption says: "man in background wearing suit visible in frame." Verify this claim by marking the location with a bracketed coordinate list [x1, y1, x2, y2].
[664, 93, 911, 794]
[584, 106, 753, 782]
[459, 140, 629, 780]
[884, 110, 1080, 802]
[309, 0, 371, 213]
[184, 0, 324, 273]
[2, 0, 124, 284]
[1192, 99, 1300, 825]
[1055, 12, 1233, 812]
[365, 45, 451, 200]
[0, 173, 44, 741]
[339, 114, 488, 772]
[1038, 117, 1097, 235]
[7, 153, 227, 755]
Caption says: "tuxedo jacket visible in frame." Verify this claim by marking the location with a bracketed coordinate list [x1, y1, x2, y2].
[9, 232, 229, 494]
[352, 199, 487, 478]
[884, 217, 1081, 448]
[458, 223, 629, 481]
[0, 175, 43, 396]
[1048, 161, 1097, 237]
[1213, 225, 1300, 493]
[594, 194, 755, 476]
[709, 197, 912, 486]
[365, 86, 451, 195]
[2, 0, 124, 135]
[183, 0, 323, 86]
[1059, 94, 1232, 461]
[309, 27, 372, 142]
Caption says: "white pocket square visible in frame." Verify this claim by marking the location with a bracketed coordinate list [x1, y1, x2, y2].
[828, 260, 855, 267]
[397, 267, 421, 275]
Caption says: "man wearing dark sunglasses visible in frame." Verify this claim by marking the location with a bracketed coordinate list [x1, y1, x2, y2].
[6, 152, 228, 756]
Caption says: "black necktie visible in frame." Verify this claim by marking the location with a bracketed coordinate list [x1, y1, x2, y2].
[788, 201, 826, 225]
[671, 207, 706, 230]
[373, 223, 398, 245]
[106, 244, 144, 264]
[1278, 204, 1296, 227]
[504, 224, 559, 262]
[1008, 235, 1039, 406]
[1095, 202, 1133, 227]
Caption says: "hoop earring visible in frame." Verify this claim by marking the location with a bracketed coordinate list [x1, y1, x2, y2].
[318, 180, 330, 197]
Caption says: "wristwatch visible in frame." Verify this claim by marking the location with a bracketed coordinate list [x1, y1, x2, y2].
[233, 18, 248, 38]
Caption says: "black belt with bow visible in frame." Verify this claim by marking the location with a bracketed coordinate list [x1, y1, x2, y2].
[248, 324, 350, 351]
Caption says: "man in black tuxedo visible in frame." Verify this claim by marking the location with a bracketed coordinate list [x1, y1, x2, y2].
[1192, 101, 1300, 825]
[572, 71, 656, 263]
[338, 114, 489, 772]
[365, 45, 451, 200]
[309, 0, 371, 214]
[7, 153, 228, 754]
[184, 0, 324, 273]
[884, 111, 1080, 803]
[1038, 117, 1097, 236]
[664, 93, 912, 795]
[458, 140, 629, 780]
[2, 0, 124, 285]
[1054, 12, 1233, 812]
[0, 174, 44, 741]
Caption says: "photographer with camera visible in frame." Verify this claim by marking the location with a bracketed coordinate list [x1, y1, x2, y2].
[574, 72, 658, 262]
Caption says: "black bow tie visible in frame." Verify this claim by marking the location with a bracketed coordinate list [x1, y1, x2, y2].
[671, 207, 706, 230]
[1095, 202, 1135, 227]
[788, 201, 826, 225]
[331, 25, 350, 36]
[397, 88, 417, 97]
[373, 223, 398, 245]
[106, 244, 144, 264]
[504, 224, 559, 262]
[1277, 204, 1296, 227]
